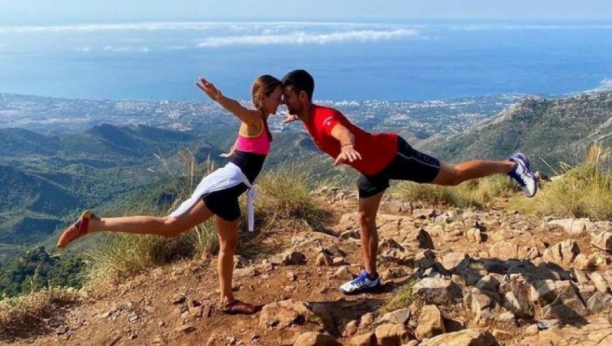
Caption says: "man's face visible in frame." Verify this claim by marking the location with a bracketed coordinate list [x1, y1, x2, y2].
[282, 86, 303, 115]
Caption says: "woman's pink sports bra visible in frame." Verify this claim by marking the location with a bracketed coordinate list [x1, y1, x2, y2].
[234, 119, 271, 155]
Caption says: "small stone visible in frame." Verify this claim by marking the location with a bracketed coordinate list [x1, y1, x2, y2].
[172, 294, 186, 304]
[375, 323, 414, 346]
[591, 231, 612, 253]
[333, 257, 346, 265]
[377, 308, 411, 325]
[128, 314, 139, 324]
[174, 325, 196, 333]
[293, 332, 340, 346]
[525, 324, 538, 336]
[419, 329, 498, 346]
[234, 267, 260, 278]
[316, 252, 333, 266]
[56, 326, 69, 335]
[332, 266, 354, 281]
[286, 271, 297, 281]
[590, 272, 610, 294]
[466, 228, 483, 243]
[360, 313, 375, 328]
[340, 230, 360, 240]
[343, 320, 359, 337]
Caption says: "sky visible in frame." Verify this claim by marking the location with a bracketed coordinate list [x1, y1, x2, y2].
[1, 0, 612, 25]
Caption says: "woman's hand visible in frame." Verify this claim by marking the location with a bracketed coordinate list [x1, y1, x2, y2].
[196, 77, 223, 101]
[334, 144, 362, 166]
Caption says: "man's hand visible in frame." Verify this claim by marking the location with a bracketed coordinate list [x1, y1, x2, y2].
[334, 144, 362, 166]
[196, 77, 223, 101]
[282, 112, 299, 124]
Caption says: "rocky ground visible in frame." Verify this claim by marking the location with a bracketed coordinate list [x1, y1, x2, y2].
[2, 187, 612, 346]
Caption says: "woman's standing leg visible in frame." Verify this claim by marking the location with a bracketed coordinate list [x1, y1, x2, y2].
[215, 215, 239, 304]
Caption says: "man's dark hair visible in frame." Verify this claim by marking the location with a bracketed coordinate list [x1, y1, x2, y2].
[282, 69, 315, 100]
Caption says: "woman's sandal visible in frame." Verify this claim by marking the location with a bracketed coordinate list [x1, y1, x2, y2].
[222, 300, 256, 315]
[57, 210, 95, 249]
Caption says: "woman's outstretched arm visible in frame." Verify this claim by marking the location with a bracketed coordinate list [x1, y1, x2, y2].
[196, 77, 259, 126]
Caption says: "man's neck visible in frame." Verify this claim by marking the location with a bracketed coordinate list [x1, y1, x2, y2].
[297, 103, 314, 123]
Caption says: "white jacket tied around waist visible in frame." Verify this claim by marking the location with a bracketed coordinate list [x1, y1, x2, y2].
[169, 162, 257, 232]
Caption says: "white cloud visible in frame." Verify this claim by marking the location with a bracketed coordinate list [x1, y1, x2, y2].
[197, 29, 421, 47]
[76, 46, 91, 52]
[0, 21, 405, 34]
[101, 45, 150, 52]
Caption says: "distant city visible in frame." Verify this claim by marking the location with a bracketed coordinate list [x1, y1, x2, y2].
[0, 93, 526, 138]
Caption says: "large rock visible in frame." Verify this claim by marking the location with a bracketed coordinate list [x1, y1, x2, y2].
[374, 323, 414, 346]
[488, 242, 519, 261]
[475, 274, 503, 293]
[587, 292, 612, 313]
[259, 299, 323, 329]
[521, 320, 612, 346]
[413, 278, 463, 305]
[500, 274, 535, 318]
[350, 333, 376, 346]
[441, 252, 469, 272]
[419, 329, 500, 346]
[415, 250, 436, 271]
[377, 308, 411, 326]
[530, 280, 589, 320]
[293, 332, 340, 346]
[417, 229, 435, 249]
[547, 218, 595, 235]
[415, 305, 445, 340]
[591, 231, 612, 253]
[464, 287, 500, 315]
[542, 240, 580, 267]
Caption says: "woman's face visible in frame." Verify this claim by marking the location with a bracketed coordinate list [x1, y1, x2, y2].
[262, 86, 283, 115]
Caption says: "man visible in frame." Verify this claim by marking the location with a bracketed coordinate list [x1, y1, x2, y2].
[281, 69, 537, 295]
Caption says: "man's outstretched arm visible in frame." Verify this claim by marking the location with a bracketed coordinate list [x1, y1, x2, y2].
[330, 124, 362, 166]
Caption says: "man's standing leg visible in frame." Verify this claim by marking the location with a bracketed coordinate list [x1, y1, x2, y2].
[358, 191, 384, 277]
[340, 190, 385, 294]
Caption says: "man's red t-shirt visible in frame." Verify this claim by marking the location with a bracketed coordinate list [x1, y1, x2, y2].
[304, 105, 398, 176]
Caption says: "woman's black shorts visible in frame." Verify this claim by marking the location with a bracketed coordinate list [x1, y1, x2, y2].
[202, 183, 248, 221]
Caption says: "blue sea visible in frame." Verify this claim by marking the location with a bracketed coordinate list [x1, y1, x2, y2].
[0, 21, 611, 101]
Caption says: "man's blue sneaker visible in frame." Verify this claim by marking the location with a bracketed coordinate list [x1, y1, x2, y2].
[339, 270, 382, 295]
[508, 152, 538, 198]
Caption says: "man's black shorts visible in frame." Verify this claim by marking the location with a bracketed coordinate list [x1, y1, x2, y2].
[357, 137, 441, 198]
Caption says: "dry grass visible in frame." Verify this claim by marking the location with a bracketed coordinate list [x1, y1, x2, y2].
[85, 160, 329, 285]
[0, 288, 80, 338]
[253, 165, 330, 231]
[394, 174, 517, 209]
[85, 154, 220, 285]
[380, 278, 418, 313]
[510, 144, 612, 220]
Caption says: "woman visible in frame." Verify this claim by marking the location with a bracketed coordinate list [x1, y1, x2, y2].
[57, 75, 283, 314]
